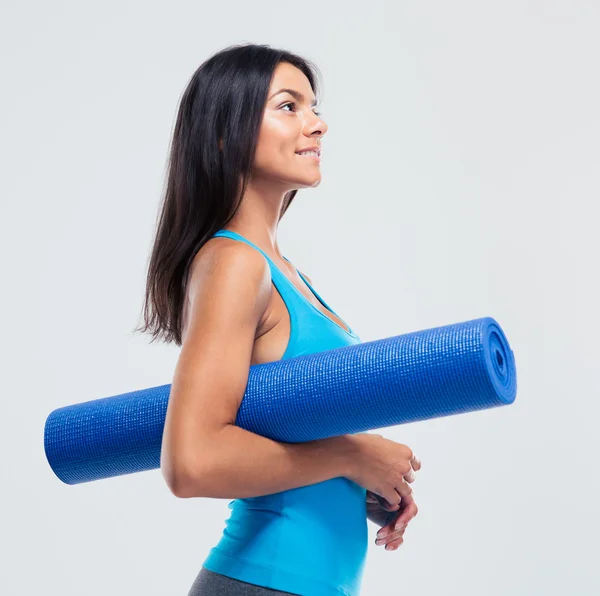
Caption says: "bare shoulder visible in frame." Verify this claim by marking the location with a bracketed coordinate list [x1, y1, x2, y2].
[188, 236, 270, 289]
[183, 236, 272, 339]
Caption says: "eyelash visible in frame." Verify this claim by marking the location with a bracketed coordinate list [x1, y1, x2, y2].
[281, 101, 322, 117]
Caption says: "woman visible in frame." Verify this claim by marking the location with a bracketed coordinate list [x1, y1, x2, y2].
[135, 43, 421, 596]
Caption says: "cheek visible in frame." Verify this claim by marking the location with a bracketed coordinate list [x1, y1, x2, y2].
[254, 144, 297, 174]
[257, 117, 297, 160]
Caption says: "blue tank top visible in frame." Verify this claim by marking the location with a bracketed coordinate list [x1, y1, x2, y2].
[201, 230, 368, 596]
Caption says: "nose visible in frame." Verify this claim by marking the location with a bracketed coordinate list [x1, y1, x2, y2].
[303, 111, 327, 139]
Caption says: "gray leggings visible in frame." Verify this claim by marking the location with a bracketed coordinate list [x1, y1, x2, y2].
[187, 567, 298, 595]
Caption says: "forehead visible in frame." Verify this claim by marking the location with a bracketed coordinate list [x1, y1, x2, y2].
[269, 62, 315, 102]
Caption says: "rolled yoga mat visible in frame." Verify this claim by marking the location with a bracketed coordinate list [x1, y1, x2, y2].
[44, 316, 517, 485]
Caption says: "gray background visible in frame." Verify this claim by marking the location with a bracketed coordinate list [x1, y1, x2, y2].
[2, 1, 599, 594]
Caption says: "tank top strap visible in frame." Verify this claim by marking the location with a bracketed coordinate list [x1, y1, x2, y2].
[281, 255, 341, 319]
[211, 230, 303, 308]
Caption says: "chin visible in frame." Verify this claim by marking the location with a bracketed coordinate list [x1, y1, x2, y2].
[296, 175, 322, 189]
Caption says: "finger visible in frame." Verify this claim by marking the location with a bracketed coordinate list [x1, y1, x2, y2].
[375, 525, 406, 546]
[385, 534, 405, 551]
[366, 491, 379, 503]
[404, 467, 416, 483]
[393, 495, 418, 529]
[376, 506, 411, 540]
[376, 495, 417, 540]
[377, 494, 400, 512]
[394, 478, 413, 500]
[373, 489, 401, 511]
[411, 454, 422, 472]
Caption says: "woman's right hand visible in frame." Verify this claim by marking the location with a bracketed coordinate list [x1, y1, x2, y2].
[346, 433, 421, 509]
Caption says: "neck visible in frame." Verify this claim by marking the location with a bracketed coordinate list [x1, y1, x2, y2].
[224, 177, 294, 260]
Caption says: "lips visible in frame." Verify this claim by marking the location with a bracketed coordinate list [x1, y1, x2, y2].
[295, 151, 321, 161]
[295, 146, 321, 156]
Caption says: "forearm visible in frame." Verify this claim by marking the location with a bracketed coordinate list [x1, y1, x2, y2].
[175, 424, 358, 499]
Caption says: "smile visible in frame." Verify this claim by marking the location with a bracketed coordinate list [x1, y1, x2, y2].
[295, 151, 321, 161]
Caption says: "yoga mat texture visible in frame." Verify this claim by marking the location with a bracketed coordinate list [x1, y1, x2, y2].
[44, 316, 516, 485]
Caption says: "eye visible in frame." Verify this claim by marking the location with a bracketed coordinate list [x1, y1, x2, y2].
[281, 102, 322, 118]
[281, 101, 298, 113]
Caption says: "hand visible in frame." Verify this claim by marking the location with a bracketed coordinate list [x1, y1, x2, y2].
[346, 433, 420, 509]
[366, 456, 421, 551]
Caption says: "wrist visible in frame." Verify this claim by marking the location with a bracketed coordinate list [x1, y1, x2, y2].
[335, 433, 364, 480]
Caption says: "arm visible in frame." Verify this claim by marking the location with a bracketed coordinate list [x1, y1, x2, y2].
[160, 239, 357, 499]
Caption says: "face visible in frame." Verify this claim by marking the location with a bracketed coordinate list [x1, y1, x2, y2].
[252, 62, 328, 190]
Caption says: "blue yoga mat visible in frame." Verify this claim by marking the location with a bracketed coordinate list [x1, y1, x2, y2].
[44, 316, 517, 485]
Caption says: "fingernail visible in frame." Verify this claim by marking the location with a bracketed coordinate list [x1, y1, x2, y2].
[377, 529, 388, 539]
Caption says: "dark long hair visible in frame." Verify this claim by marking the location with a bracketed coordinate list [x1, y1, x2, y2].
[132, 43, 321, 346]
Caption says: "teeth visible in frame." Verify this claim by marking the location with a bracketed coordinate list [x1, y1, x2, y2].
[297, 151, 319, 156]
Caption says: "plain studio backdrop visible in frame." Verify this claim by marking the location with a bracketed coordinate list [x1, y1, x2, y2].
[1, 1, 598, 594]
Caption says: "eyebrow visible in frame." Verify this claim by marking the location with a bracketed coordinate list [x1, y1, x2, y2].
[268, 88, 318, 107]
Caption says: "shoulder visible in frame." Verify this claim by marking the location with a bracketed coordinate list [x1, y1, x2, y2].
[183, 237, 273, 335]
[194, 235, 266, 266]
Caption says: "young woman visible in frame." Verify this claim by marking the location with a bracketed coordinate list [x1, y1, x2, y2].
[135, 43, 421, 596]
